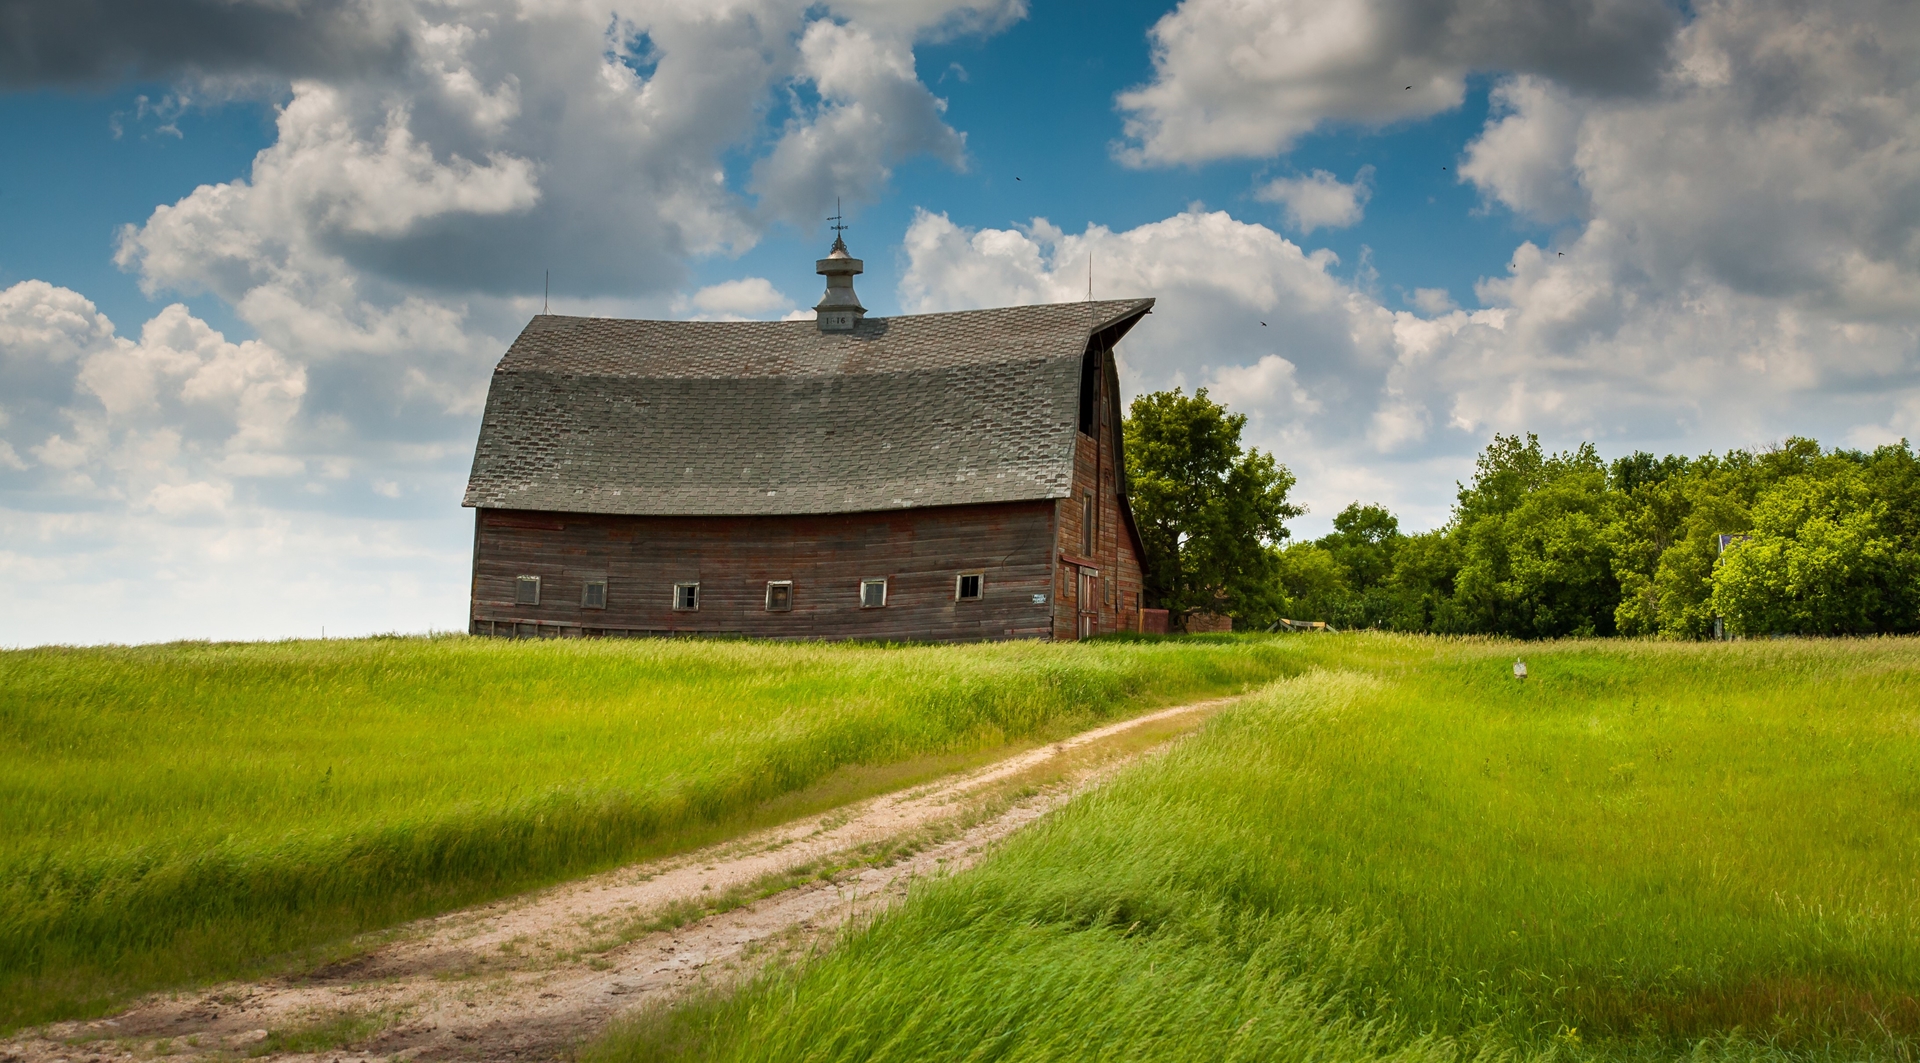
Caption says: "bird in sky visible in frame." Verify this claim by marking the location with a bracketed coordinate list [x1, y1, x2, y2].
[1015, 176, 1022, 181]
[1404, 85, 1411, 90]
[1261, 321, 1268, 326]
[1558, 252, 1565, 256]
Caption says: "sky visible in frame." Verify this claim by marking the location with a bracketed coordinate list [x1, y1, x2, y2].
[1, 0, 1917, 646]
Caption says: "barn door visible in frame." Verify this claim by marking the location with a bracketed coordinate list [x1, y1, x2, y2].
[1078, 568, 1099, 640]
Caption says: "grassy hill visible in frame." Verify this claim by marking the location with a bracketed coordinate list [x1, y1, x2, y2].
[595, 636, 1920, 1062]
[0, 633, 1298, 1030]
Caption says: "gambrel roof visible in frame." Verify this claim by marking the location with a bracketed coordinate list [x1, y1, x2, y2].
[462, 298, 1154, 517]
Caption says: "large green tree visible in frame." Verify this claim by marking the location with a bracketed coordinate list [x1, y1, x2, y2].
[1713, 460, 1917, 635]
[1278, 503, 1405, 627]
[1448, 434, 1620, 637]
[1124, 388, 1302, 628]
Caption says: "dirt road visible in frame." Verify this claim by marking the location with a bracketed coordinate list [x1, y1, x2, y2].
[5, 697, 1232, 1063]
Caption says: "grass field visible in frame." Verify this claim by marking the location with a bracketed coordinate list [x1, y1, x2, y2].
[594, 636, 1920, 1062]
[0, 633, 1301, 1031]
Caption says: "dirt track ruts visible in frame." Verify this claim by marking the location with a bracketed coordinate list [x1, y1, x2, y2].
[4, 696, 1234, 1063]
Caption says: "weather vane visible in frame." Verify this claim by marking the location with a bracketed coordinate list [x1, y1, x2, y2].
[827, 197, 848, 241]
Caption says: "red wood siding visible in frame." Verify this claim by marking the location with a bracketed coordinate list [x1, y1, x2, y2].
[1052, 349, 1147, 639]
[471, 500, 1059, 642]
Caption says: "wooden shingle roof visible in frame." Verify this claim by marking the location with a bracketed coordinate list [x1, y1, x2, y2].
[462, 299, 1154, 517]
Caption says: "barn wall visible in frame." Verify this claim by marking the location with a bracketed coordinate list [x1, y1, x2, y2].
[1053, 348, 1147, 639]
[471, 500, 1059, 642]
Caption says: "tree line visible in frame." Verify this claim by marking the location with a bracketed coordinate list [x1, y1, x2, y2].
[1124, 388, 1920, 638]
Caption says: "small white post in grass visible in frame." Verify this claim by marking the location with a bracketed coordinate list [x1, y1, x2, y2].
[1513, 659, 1527, 680]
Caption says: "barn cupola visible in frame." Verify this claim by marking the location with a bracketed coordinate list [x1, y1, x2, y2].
[814, 232, 865, 332]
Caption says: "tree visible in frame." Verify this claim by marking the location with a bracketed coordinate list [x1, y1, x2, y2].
[1449, 434, 1620, 637]
[1610, 470, 1748, 638]
[1275, 542, 1350, 622]
[1382, 529, 1462, 632]
[1712, 464, 1913, 635]
[1306, 503, 1403, 627]
[1124, 388, 1302, 628]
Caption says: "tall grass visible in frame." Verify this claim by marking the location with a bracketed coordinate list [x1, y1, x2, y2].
[600, 636, 1920, 1061]
[0, 633, 1300, 1030]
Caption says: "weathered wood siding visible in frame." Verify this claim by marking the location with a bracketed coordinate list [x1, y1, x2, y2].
[471, 500, 1058, 642]
[1052, 347, 1147, 639]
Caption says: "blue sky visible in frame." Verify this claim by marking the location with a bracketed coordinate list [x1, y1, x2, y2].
[1, 0, 1915, 644]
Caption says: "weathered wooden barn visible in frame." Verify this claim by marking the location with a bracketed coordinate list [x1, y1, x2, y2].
[462, 239, 1153, 642]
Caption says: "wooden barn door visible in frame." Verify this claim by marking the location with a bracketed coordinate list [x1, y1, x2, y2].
[1078, 568, 1099, 640]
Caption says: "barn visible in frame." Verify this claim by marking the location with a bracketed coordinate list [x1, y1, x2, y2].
[461, 238, 1154, 642]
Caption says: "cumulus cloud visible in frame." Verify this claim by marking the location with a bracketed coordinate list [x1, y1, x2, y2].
[1255, 166, 1373, 232]
[1, 282, 308, 502]
[1457, 75, 1586, 223]
[751, 19, 969, 223]
[1115, 0, 1677, 164]
[0, 280, 469, 644]
[688, 278, 795, 318]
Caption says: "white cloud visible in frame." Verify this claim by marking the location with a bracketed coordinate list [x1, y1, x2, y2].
[1255, 166, 1373, 233]
[1457, 75, 1585, 223]
[750, 19, 968, 223]
[0, 280, 470, 644]
[689, 278, 794, 318]
[1115, 0, 1676, 165]
[1, 284, 308, 508]
[145, 480, 233, 516]
[1207, 354, 1320, 417]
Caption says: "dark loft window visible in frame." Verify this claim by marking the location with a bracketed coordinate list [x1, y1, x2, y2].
[673, 582, 700, 611]
[515, 575, 540, 606]
[861, 578, 888, 608]
[1082, 491, 1095, 555]
[956, 573, 983, 601]
[766, 581, 793, 611]
[582, 580, 607, 609]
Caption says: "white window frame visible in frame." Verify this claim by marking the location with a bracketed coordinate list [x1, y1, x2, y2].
[673, 582, 700, 612]
[955, 572, 984, 602]
[515, 575, 541, 606]
[766, 580, 794, 612]
[860, 578, 888, 609]
[581, 579, 607, 609]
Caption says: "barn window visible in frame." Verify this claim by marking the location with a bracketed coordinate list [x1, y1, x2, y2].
[860, 578, 888, 608]
[673, 583, 700, 611]
[766, 581, 793, 612]
[582, 580, 607, 609]
[1082, 491, 1095, 555]
[515, 576, 541, 606]
[956, 573, 983, 601]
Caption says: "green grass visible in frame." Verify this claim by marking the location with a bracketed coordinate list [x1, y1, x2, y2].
[592, 636, 1920, 1062]
[249, 1009, 389, 1056]
[0, 632, 1300, 1030]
